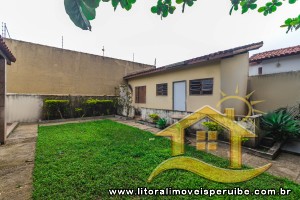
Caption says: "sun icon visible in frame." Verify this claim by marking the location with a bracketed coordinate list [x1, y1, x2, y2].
[216, 85, 265, 120]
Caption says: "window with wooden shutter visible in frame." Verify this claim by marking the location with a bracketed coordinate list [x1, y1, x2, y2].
[135, 86, 146, 103]
[156, 83, 168, 96]
[189, 78, 213, 95]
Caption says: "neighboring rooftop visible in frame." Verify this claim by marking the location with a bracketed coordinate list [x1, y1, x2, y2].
[250, 45, 300, 63]
[0, 36, 16, 63]
[124, 41, 263, 80]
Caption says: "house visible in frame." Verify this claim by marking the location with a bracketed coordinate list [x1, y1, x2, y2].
[248, 45, 300, 112]
[249, 45, 300, 76]
[0, 36, 16, 144]
[124, 42, 263, 122]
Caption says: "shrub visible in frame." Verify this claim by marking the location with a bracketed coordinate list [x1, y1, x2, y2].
[149, 113, 160, 123]
[260, 110, 300, 141]
[202, 121, 224, 132]
[74, 107, 84, 118]
[44, 100, 70, 119]
[84, 99, 115, 116]
[157, 118, 167, 129]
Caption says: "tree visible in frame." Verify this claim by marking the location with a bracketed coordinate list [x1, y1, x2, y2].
[64, 0, 299, 33]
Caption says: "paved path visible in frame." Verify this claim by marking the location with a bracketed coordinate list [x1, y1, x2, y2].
[0, 118, 299, 200]
[0, 124, 37, 200]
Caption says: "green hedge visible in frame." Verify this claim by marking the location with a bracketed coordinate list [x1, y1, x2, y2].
[42, 98, 116, 120]
[84, 99, 115, 116]
[44, 100, 70, 120]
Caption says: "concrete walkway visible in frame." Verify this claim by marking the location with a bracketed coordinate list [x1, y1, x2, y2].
[0, 124, 37, 200]
[0, 118, 299, 200]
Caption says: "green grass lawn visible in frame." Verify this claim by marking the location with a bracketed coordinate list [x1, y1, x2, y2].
[33, 120, 300, 199]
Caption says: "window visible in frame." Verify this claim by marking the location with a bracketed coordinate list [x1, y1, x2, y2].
[156, 83, 168, 96]
[135, 86, 146, 103]
[258, 67, 262, 75]
[189, 78, 213, 95]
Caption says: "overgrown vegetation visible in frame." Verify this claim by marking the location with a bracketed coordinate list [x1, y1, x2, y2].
[33, 120, 300, 199]
[260, 110, 300, 141]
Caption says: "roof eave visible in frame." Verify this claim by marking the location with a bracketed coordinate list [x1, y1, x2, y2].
[124, 41, 263, 80]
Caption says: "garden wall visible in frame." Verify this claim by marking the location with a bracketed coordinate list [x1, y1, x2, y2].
[248, 71, 300, 112]
[4, 39, 154, 95]
[6, 93, 117, 123]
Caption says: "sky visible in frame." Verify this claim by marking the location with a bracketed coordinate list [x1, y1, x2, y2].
[0, 0, 299, 67]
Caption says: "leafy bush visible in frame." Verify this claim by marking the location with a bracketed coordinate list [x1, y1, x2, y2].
[157, 118, 167, 129]
[84, 99, 115, 116]
[202, 121, 224, 132]
[149, 113, 160, 123]
[260, 110, 300, 141]
[44, 100, 70, 119]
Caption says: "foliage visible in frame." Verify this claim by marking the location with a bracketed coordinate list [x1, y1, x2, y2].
[149, 113, 160, 123]
[64, 0, 100, 30]
[42, 97, 116, 120]
[33, 120, 300, 199]
[74, 107, 84, 118]
[230, 0, 299, 33]
[156, 118, 168, 129]
[202, 121, 224, 132]
[44, 100, 70, 119]
[275, 104, 300, 120]
[64, 0, 299, 33]
[260, 110, 300, 141]
[84, 99, 115, 116]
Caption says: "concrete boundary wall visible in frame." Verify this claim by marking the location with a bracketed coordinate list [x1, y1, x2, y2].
[248, 71, 300, 112]
[6, 93, 117, 123]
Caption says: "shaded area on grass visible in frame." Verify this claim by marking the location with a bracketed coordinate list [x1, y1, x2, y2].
[33, 120, 300, 199]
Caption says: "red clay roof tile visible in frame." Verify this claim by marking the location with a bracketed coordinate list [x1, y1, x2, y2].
[250, 45, 300, 63]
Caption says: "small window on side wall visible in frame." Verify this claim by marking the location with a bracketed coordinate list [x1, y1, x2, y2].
[156, 83, 168, 96]
[258, 67, 262, 75]
[189, 78, 213, 95]
[135, 86, 146, 103]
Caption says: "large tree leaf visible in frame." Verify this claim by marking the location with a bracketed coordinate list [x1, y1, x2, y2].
[65, 0, 91, 30]
[83, 0, 100, 8]
[81, 1, 96, 20]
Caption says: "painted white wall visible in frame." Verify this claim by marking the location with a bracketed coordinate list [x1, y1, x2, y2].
[249, 54, 300, 76]
[6, 94, 43, 123]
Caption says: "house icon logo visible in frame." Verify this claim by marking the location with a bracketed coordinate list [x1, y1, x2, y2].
[148, 105, 272, 183]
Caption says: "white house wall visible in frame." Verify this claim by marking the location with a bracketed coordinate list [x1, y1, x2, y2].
[249, 54, 300, 76]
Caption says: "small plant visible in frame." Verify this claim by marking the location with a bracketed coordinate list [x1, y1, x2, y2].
[157, 118, 167, 129]
[260, 110, 300, 141]
[202, 121, 224, 132]
[149, 113, 160, 123]
[74, 107, 84, 118]
[44, 99, 70, 119]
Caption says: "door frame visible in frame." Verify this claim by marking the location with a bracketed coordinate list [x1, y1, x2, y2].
[172, 80, 187, 111]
